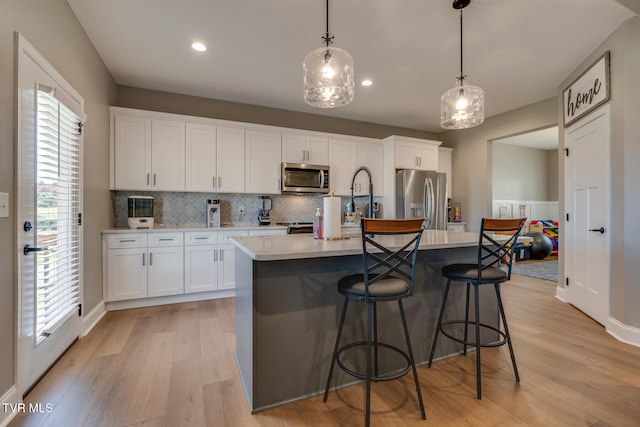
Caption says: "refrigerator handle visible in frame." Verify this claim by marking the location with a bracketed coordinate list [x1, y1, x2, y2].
[427, 177, 435, 229]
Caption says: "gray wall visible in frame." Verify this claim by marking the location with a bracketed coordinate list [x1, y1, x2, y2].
[557, 16, 640, 328]
[492, 142, 558, 201]
[0, 0, 117, 396]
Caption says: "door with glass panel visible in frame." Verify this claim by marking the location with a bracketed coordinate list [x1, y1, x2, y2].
[17, 35, 84, 394]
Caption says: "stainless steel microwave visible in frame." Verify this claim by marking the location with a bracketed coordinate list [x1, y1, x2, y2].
[281, 162, 330, 194]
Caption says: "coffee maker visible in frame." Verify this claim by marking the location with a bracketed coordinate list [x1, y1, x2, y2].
[258, 196, 272, 225]
[207, 199, 221, 228]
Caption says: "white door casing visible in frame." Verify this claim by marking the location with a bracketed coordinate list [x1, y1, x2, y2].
[16, 33, 84, 394]
[564, 104, 611, 325]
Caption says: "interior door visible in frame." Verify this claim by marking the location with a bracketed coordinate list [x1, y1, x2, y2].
[17, 35, 84, 394]
[564, 105, 610, 325]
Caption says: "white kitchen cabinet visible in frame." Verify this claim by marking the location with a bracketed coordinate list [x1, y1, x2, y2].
[438, 147, 453, 199]
[217, 126, 246, 193]
[185, 238, 219, 294]
[328, 138, 358, 196]
[113, 114, 152, 190]
[186, 122, 217, 192]
[105, 232, 183, 302]
[245, 129, 282, 194]
[112, 113, 185, 191]
[385, 136, 441, 171]
[356, 142, 384, 197]
[282, 134, 329, 164]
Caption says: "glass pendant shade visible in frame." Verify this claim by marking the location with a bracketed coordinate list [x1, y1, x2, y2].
[440, 83, 484, 129]
[303, 46, 354, 108]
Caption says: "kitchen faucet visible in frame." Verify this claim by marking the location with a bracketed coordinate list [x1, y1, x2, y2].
[350, 166, 374, 220]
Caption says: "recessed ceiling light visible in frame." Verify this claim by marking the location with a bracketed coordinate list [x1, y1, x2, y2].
[361, 79, 373, 87]
[191, 42, 207, 52]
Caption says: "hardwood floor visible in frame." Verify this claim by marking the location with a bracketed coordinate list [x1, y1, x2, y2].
[10, 275, 640, 427]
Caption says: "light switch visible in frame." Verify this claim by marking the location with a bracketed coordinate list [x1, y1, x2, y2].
[0, 192, 9, 218]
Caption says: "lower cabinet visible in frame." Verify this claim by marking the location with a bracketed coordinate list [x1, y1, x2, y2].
[105, 232, 184, 301]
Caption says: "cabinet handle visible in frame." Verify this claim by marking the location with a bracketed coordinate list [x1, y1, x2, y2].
[159, 238, 173, 241]
[153, 174, 157, 186]
[142, 253, 146, 266]
[415, 157, 418, 167]
[214, 249, 218, 261]
[119, 239, 136, 243]
[219, 249, 224, 261]
[149, 252, 153, 265]
[194, 237, 208, 240]
[146, 173, 150, 186]
[218, 176, 221, 188]
[419, 157, 422, 166]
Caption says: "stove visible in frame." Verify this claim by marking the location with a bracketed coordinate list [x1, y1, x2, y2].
[277, 222, 314, 234]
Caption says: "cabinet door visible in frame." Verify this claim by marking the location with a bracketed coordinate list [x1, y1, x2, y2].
[357, 142, 384, 197]
[282, 134, 307, 163]
[395, 140, 419, 169]
[415, 143, 438, 171]
[106, 248, 147, 301]
[306, 136, 329, 164]
[114, 114, 152, 190]
[217, 126, 245, 193]
[245, 130, 282, 194]
[184, 245, 218, 293]
[217, 244, 236, 290]
[151, 119, 186, 191]
[329, 138, 357, 196]
[148, 246, 184, 297]
[186, 123, 217, 192]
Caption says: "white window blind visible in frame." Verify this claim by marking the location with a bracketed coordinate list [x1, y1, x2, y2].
[35, 88, 82, 342]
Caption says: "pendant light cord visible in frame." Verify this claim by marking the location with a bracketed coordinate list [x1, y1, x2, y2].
[323, 0, 333, 47]
[459, 9, 465, 85]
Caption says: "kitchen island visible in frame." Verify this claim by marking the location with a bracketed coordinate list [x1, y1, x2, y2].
[232, 230, 500, 412]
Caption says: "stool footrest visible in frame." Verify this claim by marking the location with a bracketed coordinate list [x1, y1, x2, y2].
[439, 320, 508, 348]
[336, 341, 411, 382]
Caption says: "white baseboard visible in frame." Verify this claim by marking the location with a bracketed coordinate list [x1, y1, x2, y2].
[555, 285, 568, 302]
[105, 289, 235, 311]
[0, 385, 20, 427]
[607, 317, 640, 347]
[82, 301, 106, 337]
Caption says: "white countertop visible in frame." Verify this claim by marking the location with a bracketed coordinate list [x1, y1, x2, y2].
[101, 224, 289, 233]
[231, 230, 482, 261]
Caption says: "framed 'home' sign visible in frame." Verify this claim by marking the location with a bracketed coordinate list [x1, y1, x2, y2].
[563, 51, 610, 127]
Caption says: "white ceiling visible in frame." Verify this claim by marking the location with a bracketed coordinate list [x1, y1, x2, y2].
[66, 0, 636, 133]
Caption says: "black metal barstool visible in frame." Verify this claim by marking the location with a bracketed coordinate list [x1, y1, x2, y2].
[323, 218, 427, 427]
[428, 217, 526, 399]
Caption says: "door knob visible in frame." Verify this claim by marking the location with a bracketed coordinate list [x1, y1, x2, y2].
[588, 227, 605, 234]
[23, 244, 48, 256]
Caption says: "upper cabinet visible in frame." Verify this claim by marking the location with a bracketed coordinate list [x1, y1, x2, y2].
[282, 134, 329, 165]
[384, 135, 441, 171]
[438, 147, 453, 199]
[186, 123, 217, 192]
[216, 126, 245, 193]
[112, 114, 185, 191]
[245, 130, 282, 194]
[328, 137, 384, 197]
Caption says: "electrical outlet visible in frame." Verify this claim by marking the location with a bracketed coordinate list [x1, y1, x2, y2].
[238, 205, 245, 216]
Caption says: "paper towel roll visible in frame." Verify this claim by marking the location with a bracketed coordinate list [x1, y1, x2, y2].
[323, 195, 342, 240]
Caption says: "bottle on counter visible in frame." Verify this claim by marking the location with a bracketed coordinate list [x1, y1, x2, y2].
[313, 207, 323, 239]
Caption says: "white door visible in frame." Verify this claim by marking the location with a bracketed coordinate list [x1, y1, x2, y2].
[565, 105, 610, 325]
[245, 129, 282, 194]
[17, 35, 84, 393]
[151, 119, 185, 191]
[217, 126, 245, 193]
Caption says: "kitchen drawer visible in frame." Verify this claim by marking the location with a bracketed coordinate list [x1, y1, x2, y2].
[107, 233, 147, 249]
[219, 230, 249, 243]
[148, 232, 184, 247]
[185, 231, 218, 245]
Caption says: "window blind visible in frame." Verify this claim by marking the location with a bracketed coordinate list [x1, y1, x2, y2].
[35, 88, 82, 342]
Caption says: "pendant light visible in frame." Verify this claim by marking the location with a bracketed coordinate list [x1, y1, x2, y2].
[303, 0, 354, 108]
[441, 0, 484, 129]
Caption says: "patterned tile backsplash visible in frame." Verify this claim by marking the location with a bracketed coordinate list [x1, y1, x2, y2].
[112, 191, 382, 228]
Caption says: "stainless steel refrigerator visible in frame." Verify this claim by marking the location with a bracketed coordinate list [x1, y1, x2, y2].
[395, 169, 448, 230]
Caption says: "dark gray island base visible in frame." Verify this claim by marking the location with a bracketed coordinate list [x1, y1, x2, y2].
[232, 231, 499, 412]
